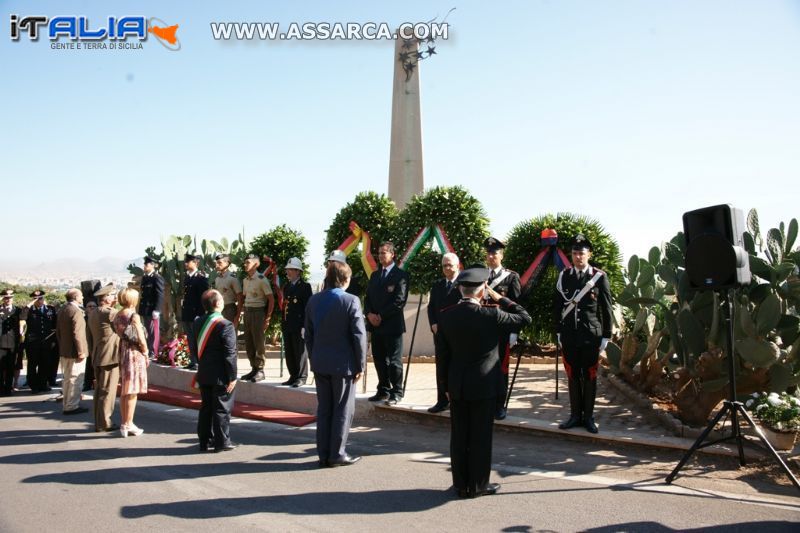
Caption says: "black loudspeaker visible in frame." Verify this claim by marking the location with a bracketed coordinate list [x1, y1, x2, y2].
[682, 204, 751, 289]
[80, 279, 101, 304]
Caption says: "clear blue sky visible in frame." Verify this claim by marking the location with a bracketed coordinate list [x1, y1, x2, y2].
[2, 0, 798, 276]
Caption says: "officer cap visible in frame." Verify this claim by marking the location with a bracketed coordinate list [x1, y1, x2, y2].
[1, 288, 14, 298]
[214, 253, 230, 261]
[29, 289, 46, 299]
[143, 255, 160, 265]
[571, 234, 593, 251]
[285, 257, 303, 271]
[327, 250, 347, 264]
[93, 283, 117, 297]
[184, 253, 200, 262]
[456, 266, 490, 287]
[484, 236, 506, 253]
[244, 253, 260, 261]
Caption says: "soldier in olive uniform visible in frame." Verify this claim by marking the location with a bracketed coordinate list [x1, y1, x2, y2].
[214, 253, 243, 325]
[0, 289, 22, 396]
[281, 257, 313, 387]
[483, 237, 522, 420]
[554, 235, 613, 434]
[182, 253, 209, 370]
[139, 256, 165, 359]
[241, 253, 274, 382]
[21, 289, 58, 393]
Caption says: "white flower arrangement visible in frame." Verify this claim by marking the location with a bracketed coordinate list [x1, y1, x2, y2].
[744, 391, 800, 432]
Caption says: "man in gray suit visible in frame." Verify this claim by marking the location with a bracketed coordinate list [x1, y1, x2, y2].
[86, 284, 120, 432]
[305, 260, 367, 468]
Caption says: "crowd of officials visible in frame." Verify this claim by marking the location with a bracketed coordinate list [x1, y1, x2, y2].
[0, 234, 612, 498]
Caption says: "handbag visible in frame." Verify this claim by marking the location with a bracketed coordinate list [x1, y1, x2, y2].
[123, 313, 139, 344]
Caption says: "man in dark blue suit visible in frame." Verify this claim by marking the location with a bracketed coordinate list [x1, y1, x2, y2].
[305, 261, 367, 468]
[426, 252, 461, 413]
[364, 241, 409, 405]
[189, 289, 238, 453]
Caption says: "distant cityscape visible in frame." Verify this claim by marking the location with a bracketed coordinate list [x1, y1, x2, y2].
[0, 256, 134, 291]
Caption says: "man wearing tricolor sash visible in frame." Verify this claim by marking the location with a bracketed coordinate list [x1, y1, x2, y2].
[189, 290, 238, 453]
[483, 237, 521, 420]
[553, 234, 613, 434]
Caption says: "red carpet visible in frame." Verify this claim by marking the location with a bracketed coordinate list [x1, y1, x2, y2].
[140, 385, 316, 427]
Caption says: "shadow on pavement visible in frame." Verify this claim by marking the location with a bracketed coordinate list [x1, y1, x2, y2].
[584, 521, 799, 532]
[119, 488, 450, 519]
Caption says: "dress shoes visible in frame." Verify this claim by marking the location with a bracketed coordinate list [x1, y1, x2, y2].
[290, 380, 305, 388]
[494, 407, 507, 420]
[281, 379, 293, 386]
[471, 483, 500, 498]
[454, 487, 470, 499]
[328, 454, 361, 467]
[214, 442, 238, 453]
[97, 424, 120, 432]
[367, 392, 390, 402]
[240, 369, 256, 381]
[63, 407, 88, 415]
[427, 402, 449, 414]
[250, 371, 265, 383]
[385, 396, 400, 406]
[558, 416, 583, 430]
[318, 459, 328, 468]
[585, 417, 599, 434]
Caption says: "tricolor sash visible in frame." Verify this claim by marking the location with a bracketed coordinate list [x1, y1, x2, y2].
[197, 312, 225, 360]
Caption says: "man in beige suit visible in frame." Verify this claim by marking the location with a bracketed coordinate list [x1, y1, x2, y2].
[87, 284, 120, 431]
[56, 288, 89, 415]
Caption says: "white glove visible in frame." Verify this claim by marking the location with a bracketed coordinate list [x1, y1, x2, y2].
[556, 334, 561, 348]
[508, 333, 518, 348]
[599, 338, 610, 352]
[152, 311, 160, 320]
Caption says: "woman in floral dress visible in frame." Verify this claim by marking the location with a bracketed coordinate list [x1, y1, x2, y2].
[114, 288, 149, 437]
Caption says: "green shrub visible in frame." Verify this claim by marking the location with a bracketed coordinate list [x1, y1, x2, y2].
[394, 186, 490, 295]
[323, 191, 399, 298]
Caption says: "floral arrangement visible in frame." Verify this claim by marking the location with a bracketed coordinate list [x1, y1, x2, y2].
[744, 391, 800, 432]
[157, 334, 191, 368]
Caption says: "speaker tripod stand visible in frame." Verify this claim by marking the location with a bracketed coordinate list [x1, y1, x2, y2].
[665, 290, 800, 491]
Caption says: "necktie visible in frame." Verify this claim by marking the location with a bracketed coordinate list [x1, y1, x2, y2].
[446, 280, 452, 292]
[381, 269, 388, 283]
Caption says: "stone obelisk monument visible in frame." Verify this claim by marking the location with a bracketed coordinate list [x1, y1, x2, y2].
[387, 36, 424, 209]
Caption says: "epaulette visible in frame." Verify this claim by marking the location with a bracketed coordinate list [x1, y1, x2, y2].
[481, 302, 500, 308]
[199, 271, 208, 277]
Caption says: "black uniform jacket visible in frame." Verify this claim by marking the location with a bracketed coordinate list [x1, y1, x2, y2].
[281, 280, 312, 333]
[364, 265, 410, 336]
[190, 314, 238, 387]
[139, 272, 165, 316]
[488, 268, 521, 302]
[23, 304, 57, 343]
[181, 271, 209, 322]
[553, 266, 613, 342]
[427, 278, 461, 330]
[438, 298, 531, 401]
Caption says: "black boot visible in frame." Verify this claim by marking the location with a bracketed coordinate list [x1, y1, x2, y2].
[583, 378, 598, 433]
[558, 378, 583, 429]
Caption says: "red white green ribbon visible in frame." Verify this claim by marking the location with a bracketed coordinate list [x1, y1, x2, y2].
[197, 312, 224, 360]
[261, 256, 284, 310]
[337, 220, 378, 277]
[398, 224, 455, 268]
[190, 312, 224, 390]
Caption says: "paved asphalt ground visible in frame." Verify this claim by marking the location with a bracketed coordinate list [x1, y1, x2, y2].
[1, 394, 799, 532]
